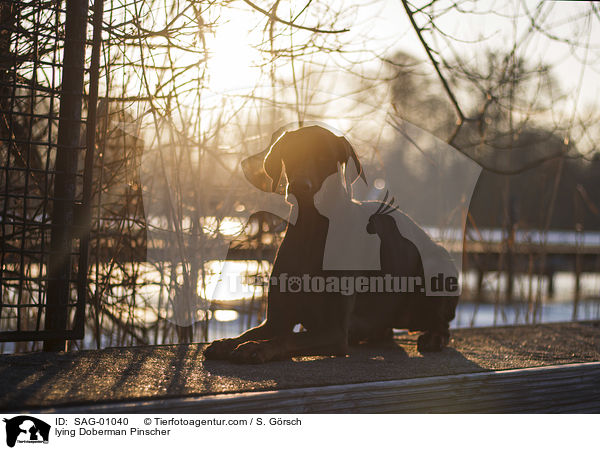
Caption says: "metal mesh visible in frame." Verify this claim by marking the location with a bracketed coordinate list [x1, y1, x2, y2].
[0, 0, 92, 345]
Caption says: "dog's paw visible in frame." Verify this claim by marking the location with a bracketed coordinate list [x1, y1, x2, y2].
[203, 338, 239, 360]
[417, 331, 449, 353]
[230, 340, 282, 364]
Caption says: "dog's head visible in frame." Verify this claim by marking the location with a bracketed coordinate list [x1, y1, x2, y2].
[243, 125, 366, 201]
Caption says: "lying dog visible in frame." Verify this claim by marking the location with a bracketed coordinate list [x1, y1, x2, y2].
[204, 125, 458, 363]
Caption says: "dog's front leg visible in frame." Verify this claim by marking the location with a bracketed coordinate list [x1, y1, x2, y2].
[203, 321, 284, 360]
[230, 291, 354, 364]
[229, 329, 350, 364]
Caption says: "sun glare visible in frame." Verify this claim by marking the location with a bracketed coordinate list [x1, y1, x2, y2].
[204, 16, 261, 93]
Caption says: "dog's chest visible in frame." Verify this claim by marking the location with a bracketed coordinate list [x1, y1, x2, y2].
[275, 218, 328, 273]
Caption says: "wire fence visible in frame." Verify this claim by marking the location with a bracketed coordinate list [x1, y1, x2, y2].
[0, 2, 57, 338]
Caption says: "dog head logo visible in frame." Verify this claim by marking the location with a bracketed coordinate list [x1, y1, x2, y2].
[3, 416, 50, 448]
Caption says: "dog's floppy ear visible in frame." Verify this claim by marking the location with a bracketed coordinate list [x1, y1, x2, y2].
[338, 135, 367, 185]
[241, 148, 271, 192]
[241, 127, 287, 194]
[264, 139, 284, 193]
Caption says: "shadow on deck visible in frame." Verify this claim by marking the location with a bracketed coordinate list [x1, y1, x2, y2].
[0, 321, 599, 413]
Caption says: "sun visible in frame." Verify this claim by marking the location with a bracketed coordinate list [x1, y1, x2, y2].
[204, 15, 262, 93]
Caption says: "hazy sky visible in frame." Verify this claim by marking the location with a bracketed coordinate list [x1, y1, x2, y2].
[209, 1, 599, 111]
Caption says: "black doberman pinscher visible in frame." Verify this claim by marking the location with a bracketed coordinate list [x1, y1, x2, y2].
[204, 125, 458, 363]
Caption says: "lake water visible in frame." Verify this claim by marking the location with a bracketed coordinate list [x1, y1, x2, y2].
[1, 241, 599, 352]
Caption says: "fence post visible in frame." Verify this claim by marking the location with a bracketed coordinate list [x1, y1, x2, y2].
[44, 0, 89, 351]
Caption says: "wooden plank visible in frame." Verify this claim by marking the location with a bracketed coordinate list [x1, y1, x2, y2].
[27, 362, 600, 414]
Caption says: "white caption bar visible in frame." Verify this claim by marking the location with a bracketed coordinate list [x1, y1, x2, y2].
[0, 414, 596, 450]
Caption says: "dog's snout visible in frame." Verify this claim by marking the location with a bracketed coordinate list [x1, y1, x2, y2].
[290, 178, 313, 194]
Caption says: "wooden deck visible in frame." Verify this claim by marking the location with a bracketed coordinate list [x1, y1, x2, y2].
[1, 321, 599, 413]
[40, 362, 600, 413]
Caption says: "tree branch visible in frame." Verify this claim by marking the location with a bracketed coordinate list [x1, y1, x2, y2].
[243, 0, 349, 34]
